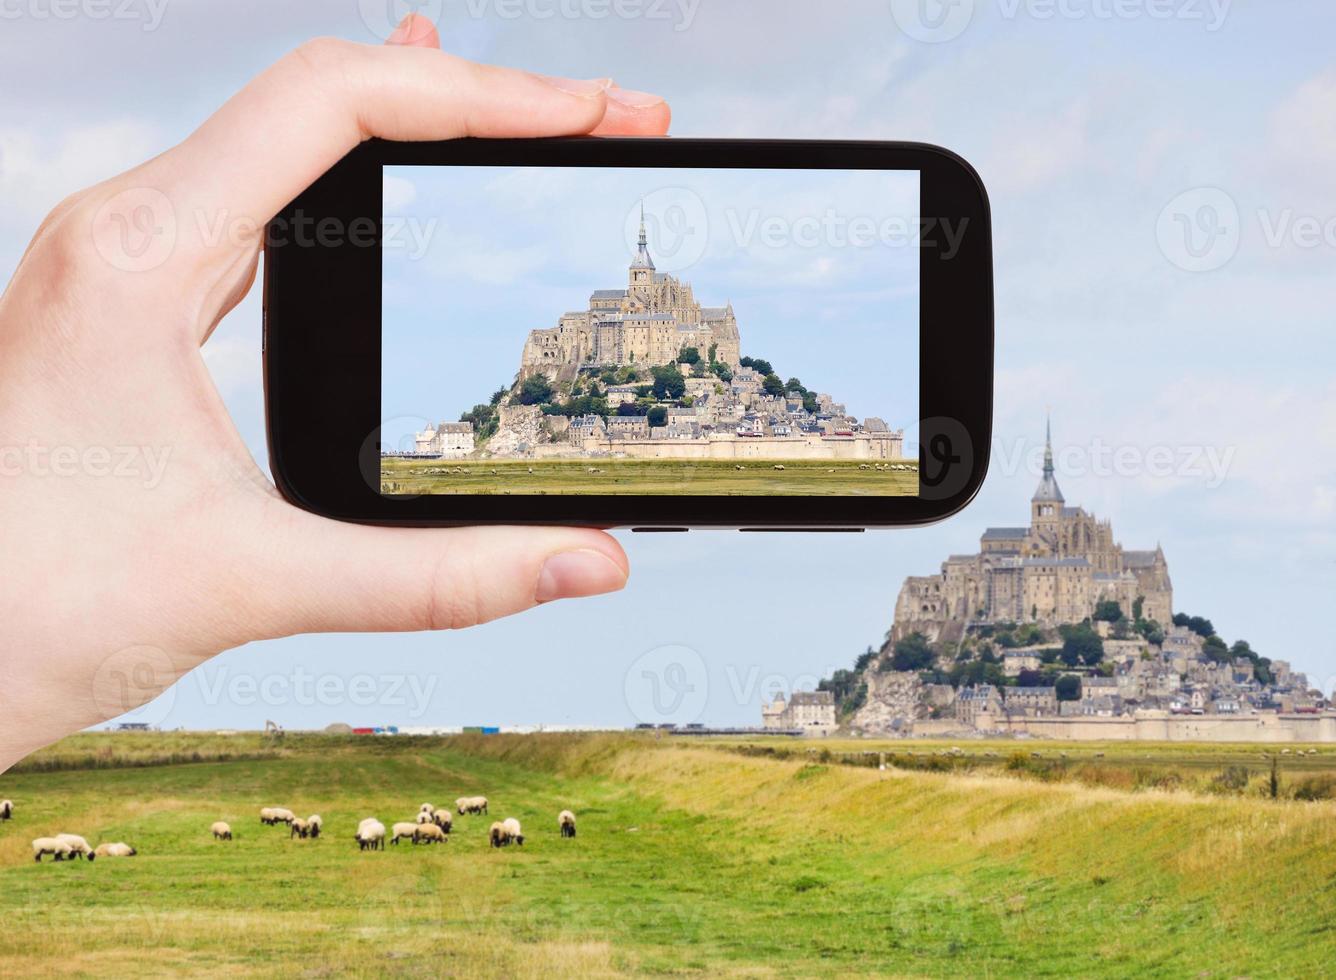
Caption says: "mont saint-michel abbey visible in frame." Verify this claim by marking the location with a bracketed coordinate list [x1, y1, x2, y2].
[895, 422, 1173, 635]
[519, 208, 742, 382]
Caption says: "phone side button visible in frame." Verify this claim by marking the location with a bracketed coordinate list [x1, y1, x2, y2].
[631, 527, 689, 533]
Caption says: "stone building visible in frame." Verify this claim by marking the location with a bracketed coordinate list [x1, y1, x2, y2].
[413, 420, 474, 458]
[761, 691, 837, 733]
[893, 420, 1173, 639]
[520, 206, 741, 383]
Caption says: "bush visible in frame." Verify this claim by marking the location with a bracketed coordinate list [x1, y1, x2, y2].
[1208, 766, 1251, 794]
[1291, 775, 1336, 801]
[517, 375, 553, 405]
[889, 633, 935, 672]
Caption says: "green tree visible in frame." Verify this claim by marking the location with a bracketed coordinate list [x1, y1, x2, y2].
[762, 373, 786, 397]
[1132, 596, 1145, 620]
[1093, 600, 1123, 622]
[1060, 623, 1104, 667]
[677, 346, 701, 365]
[651, 365, 686, 400]
[707, 343, 717, 364]
[647, 406, 667, 427]
[1055, 675, 1082, 702]
[711, 362, 733, 383]
[517, 375, 553, 406]
[785, 377, 805, 392]
[802, 392, 818, 414]
[489, 386, 508, 406]
[890, 633, 935, 672]
[1202, 634, 1230, 664]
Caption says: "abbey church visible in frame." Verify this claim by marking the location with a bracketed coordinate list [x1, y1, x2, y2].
[893, 422, 1173, 638]
[519, 207, 742, 382]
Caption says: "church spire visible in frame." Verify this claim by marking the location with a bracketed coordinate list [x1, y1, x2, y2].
[630, 199, 655, 273]
[1032, 413, 1064, 504]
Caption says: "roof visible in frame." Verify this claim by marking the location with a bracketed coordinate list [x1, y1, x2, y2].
[982, 527, 1029, 541]
[1123, 550, 1159, 568]
[591, 289, 626, 300]
[789, 691, 834, 706]
[1023, 557, 1091, 568]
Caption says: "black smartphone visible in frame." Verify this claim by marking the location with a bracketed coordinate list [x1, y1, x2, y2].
[263, 137, 993, 529]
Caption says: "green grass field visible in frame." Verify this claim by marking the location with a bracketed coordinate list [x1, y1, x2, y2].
[381, 457, 918, 496]
[2, 732, 1335, 977]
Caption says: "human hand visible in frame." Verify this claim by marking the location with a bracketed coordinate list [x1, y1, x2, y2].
[0, 15, 670, 770]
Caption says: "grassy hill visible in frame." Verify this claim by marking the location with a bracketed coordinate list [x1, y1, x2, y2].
[1, 732, 1334, 977]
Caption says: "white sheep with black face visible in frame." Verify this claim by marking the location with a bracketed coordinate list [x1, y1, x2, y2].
[419, 803, 435, 815]
[211, 822, 233, 841]
[270, 808, 297, 826]
[0, 799, 12, 820]
[356, 818, 386, 851]
[390, 822, 419, 845]
[415, 811, 434, 825]
[55, 834, 95, 861]
[456, 796, 488, 815]
[307, 815, 322, 838]
[501, 818, 524, 846]
[558, 810, 576, 838]
[31, 838, 73, 862]
[432, 810, 452, 833]
[488, 821, 509, 848]
[413, 823, 446, 845]
[289, 818, 311, 839]
[94, 842, 137, 858]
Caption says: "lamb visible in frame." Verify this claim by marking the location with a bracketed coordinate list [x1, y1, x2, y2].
[356, 818, 386, 851]
[94, 842, 137, 858]
[432, 810, 452, 833]
[55, 833, 95, 861]
[211, 821, 233, 841]
[413, 822, 447, 845]
[289, 818, 311, 839]
[501, 817, 524, 846]
[0, 799, 12, 820]
[32, 837, 73, 862]
[390, 822, 419, 845]
[307, 815, 322, 839]
[558, 810, 576, 838]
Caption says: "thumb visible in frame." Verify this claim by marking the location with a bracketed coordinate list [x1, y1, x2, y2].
[242, 512, 629, 640]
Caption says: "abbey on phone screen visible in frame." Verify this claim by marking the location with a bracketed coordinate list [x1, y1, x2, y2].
[264, 138, 993, 528]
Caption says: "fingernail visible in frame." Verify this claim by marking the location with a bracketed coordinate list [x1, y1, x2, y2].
[536, 549, 627, 603]
[387, 14, 430, 45]
[608, 85, 665, 109]
[536, 75, 613, 99]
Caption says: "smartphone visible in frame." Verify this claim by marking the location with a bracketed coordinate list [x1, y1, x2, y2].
[263, 137, 992, 529]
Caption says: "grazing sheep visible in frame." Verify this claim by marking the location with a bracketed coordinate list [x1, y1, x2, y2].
[211, 821, 233, 841]
[270, 807, 297, 825]
[32, 837, 73, 862]
[559, 810, 576, 839]
[94, 842, 137, 858]
[419, 803, 435, 815]
[432, 810, 452, 833]
[415, 811, 434, 825]
[0, 800, 12, 820]
[289, 818, 311, 839]
[501, 818, 524, 846]
[307, 815, 322, 839]
[356, 818, 386, 851]
[55, 834, 95, 861]
[457, 796, 488, 815]
[488, 821, 509, 848]
[772, 464, 785, 471]
[391, 822, 419, 845]
[259, 807, 276, 825]
[413, 823, 447, 845]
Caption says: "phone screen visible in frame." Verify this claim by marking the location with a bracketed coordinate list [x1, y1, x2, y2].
[380, 165, 920, 497]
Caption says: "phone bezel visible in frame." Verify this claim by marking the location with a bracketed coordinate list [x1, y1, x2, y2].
[263, 137, 993, 528]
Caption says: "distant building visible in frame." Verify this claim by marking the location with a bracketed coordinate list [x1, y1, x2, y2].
[761, 691, 837, 734]
[414, 420, 474, 458]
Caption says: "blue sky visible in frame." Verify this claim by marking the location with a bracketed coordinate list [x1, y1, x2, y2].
[2, 0, 1333, 729]
[381, 165, 920, 445]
